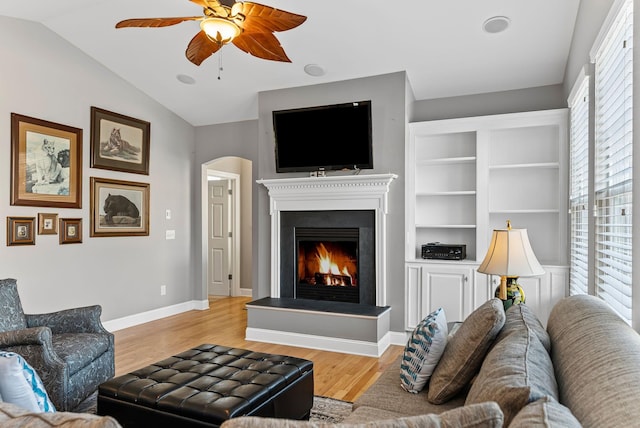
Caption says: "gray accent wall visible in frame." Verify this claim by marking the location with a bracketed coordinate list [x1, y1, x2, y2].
[0, 17, 195, 321]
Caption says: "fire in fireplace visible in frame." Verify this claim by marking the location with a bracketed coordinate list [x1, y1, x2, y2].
[296, 228, 359, 303]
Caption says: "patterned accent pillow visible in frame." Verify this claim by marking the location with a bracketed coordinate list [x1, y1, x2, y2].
[400, 307, 448, 393]
[0, 351, 56, 412]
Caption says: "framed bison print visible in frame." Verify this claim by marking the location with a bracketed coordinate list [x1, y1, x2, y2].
[90, 177, 149, 237]
[10, 113, 82, 208]
[90, 107, 150, 175]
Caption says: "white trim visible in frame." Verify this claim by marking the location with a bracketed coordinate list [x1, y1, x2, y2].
[102, 300, 209, 332]
[257, 173, 397, 306]
[389, 331, 410, 346]
[589, 0, 630, 62]
[245, 327, 393, 357]
[567, 64, 590, 106]
[238, 288, 253, 297]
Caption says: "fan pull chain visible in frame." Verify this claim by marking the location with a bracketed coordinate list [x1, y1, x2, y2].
[218, 52, 224, 80]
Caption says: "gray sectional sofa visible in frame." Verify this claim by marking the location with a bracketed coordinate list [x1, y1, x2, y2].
[223, 294, 640, 427]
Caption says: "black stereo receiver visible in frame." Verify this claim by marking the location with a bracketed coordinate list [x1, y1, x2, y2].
[421, 243, 466, 260]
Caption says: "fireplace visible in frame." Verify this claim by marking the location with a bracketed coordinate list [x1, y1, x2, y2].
[296, 227, 359, 303]
[280, 210, 376, 306]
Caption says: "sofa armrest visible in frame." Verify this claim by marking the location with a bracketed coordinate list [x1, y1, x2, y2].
[26, 305, 109, 335]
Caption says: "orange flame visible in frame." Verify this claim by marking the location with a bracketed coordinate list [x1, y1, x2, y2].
[315, 243, 352, 279]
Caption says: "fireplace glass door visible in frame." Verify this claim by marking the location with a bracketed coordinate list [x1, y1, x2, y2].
[295, 228, 359, 303]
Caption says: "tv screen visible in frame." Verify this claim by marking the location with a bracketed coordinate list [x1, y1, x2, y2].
[273, 100, 373, 173]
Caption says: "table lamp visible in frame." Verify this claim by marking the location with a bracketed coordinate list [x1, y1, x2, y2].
[477, 220, 545, 310]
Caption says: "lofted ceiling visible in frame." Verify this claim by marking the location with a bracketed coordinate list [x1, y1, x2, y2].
[0, 0, 580, 126]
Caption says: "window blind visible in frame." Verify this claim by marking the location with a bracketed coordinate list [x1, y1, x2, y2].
[568, 76, 590, 296]
[593, 0, 633, 324]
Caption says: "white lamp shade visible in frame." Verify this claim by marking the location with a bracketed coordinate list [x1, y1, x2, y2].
[477, 228, 545, 277]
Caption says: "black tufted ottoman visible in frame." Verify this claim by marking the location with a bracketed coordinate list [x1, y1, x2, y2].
[97, 344, 314, 427]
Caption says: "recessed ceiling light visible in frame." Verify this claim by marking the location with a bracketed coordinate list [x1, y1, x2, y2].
[304, 64, 325, 77]
[176, 74, 196, 85]
[483, 16, 510, 34]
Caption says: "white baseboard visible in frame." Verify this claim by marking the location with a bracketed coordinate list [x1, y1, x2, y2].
[237, 288, 253, 297]
[390, 331, 410, 346]
[246, 327, 395, 357]
[102, 299, 209, 332]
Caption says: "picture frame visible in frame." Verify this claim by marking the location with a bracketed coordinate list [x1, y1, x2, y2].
[7, 217, 36, 246]
[10, 113, 82, 208]
[38, 213, 58, 235]
[59, 218, 82, 244]
[90, 107, 150, 175]
[90, 177, 150, 237]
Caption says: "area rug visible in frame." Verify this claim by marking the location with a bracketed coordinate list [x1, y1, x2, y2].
[82, 393, 353, 423]
[309, 396, 353, 423]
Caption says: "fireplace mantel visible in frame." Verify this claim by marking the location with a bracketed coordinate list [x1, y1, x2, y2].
[258, 173, 397, 306]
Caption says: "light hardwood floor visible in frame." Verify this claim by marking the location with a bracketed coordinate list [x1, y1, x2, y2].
[113, 296, 403, 403]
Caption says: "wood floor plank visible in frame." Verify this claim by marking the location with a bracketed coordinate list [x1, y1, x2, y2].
[113, 296, 403, 402]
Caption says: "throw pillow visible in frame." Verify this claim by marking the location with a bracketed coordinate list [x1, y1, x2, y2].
[0, 351, 56, 412]
[427, 298, 506, 404]
[465, 304, 558, 426]
[399, 307, 447, 393]
[510, 396, 581, 428]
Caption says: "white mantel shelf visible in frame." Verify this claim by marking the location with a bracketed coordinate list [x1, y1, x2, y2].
[258, 173, 398, 307]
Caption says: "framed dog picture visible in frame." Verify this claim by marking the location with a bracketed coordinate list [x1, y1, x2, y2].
[90, 177, 150, 237]
[90, 107, 150, 175]
[10, 113, 82, 208]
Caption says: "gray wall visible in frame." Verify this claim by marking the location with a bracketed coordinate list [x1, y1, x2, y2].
[256, 72, 408, 331]
[194, 120, 259, 300]
[0, 17, 195, 321]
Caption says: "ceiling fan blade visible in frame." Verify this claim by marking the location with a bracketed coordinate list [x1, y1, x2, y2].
[232, 31, 291, 62]
[233, 2, 306, 33]
[116, 17, 202, 28]
[186, 30, 223, 65]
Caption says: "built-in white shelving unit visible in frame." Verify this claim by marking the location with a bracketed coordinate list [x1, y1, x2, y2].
[405, 109, 569, 329]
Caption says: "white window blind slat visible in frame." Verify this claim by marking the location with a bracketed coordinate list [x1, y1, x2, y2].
[593, 0, 633, 324]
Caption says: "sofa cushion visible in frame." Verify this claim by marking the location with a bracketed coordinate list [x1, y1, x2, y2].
[220, 402, 504, 428]
[353, 356, 464, 417]
[465, 304, 558, 426]
[0, 352, 55, 413]
[400, 307, 448, 393]
[0, 401, 121, 427]
[509, 397, 581, 428]
[427, 298, 505, 404]
[547, 295, 640, 427]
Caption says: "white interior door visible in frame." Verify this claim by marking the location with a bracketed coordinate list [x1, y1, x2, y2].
[208, 179, 230, 295]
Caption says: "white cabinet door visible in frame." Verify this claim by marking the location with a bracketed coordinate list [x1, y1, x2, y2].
[405, 263, 475, 329]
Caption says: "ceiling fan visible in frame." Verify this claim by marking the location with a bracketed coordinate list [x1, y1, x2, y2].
[115, 0, 307, 65]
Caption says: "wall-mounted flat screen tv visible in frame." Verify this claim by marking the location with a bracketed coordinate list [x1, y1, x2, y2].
[273, 100, 373, 173]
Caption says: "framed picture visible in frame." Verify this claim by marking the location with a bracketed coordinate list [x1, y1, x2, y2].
[60, 218, 82, 244]
[10, 113, 82, 208]
[90, 107, 150, 175]
[7, 217, 35, 246]
[90, 177, 150, 237]
[38, 213, 58, 235]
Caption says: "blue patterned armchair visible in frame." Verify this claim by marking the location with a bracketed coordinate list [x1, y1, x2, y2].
[0, 278, 114, 411]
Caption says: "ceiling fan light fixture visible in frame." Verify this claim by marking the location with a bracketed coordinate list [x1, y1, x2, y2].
[200, 17, 241, 44]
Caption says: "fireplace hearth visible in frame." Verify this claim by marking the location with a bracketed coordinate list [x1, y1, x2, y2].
[280, 210, 375, 306]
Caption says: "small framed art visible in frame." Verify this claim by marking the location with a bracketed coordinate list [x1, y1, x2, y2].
[90, 107, 150, 175]
[38, 213, 58, 235]
[59, 218, 82, 244]
[7, 217, 36, 246]
[10, 113, 82, 208]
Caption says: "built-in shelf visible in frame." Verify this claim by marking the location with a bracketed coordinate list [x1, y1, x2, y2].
[416, 224, 476, 229]
[417, 156, 477, 166]
[489, 162, 560, 170]
[416, 191, 476, 196]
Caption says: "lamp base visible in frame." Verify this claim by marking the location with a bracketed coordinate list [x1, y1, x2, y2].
[494, 277, 526, 311]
